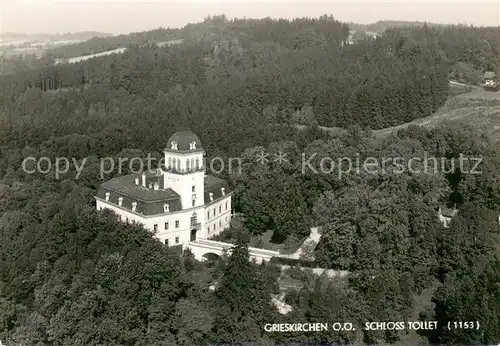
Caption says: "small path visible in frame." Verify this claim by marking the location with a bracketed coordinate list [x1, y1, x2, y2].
[278, 227, 321, 260]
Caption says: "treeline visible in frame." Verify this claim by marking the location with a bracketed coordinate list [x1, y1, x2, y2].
[348, 20, 446, 34]
[1, 15, 448, 138]
[385, 24, 500, 83]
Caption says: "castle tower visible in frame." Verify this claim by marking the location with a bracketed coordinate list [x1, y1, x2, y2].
[163, 130, 205, 210]
[95, 129, 231, 247]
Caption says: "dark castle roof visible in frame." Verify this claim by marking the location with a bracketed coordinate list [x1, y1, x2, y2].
[165, 130, 203, 152]
[96, 173, 182, 215]
[204, 175, 230, 205]
[96, 173, 231, 216]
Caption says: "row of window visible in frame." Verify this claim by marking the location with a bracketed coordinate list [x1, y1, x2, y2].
[106, 208, 178, 230]
[108, 204, 226, 234]
[165, 217, 229, 246]
[153, 220, 180, 232]
[167, 157, 201, 171]
[207, 217, 228, 234]
[207, 201, 229, 220]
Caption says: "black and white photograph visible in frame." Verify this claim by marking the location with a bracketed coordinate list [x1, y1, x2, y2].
[1, 0, 499, 345]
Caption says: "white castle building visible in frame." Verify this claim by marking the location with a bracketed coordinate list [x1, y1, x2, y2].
[95, 130, 232, 247]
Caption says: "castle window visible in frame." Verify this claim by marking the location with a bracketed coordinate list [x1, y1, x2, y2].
[213, 208, 216, 217]
[132, 202, 137, 212]
[191, 212, 198, 226]
[175, 220, 179, 228]
[164, 204, 169, 213]
[165, 222, 169, 230]
[225, 201, 228, 210]
[221, 187, 225, 195]
[219, 205, 221, 213]
[186, 159, 190, 171]
[209, 192, 214, 202]
[192, 200, 195, 207]
[171, 141, 178, 150]
[192, 185, 195, 192]
[189, 141, 196, 150]
[196, 158, 200, 169]
[148, 183, 153, 189]
[219, 220, 222, 228]
[191, 158, 195, 170]
[168, 157, 172, 169]
[118, 197, 123, 206]
[165, 239, 169, 246]
[175, 237, 180, 244]
[207, 211, 210, 219]
[153, 224, 158, 232]
[105, 192, 110, 201]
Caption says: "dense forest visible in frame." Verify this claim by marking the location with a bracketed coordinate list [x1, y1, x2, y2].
[1, 15, 499, 345]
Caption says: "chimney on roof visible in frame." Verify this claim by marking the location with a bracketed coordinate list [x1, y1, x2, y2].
[105, 192, 110, 202]
[221, 187, 225, 195]
[142, 172, 146, 187]
[135, 177, 140, 185]
[132, 202, 137, 212]
[118, 197, 123, 206]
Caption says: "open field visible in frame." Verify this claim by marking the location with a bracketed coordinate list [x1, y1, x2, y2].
[56, 47, 128, 64]
[52, 39, 185, 64]
[297, 82, 500, 142]
[374, 83, 500, 142]
[290, 82, 500, 142]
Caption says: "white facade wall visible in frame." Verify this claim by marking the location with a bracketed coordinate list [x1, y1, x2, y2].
[96, 193, 231, 247]
[204, 195, 232, 237]
[164, 171, 204, 209]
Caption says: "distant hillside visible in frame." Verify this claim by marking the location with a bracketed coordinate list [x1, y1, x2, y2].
[1, 31, 113, 42]
[44, 28, 180, 59]
[348, 20, 445, 33]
